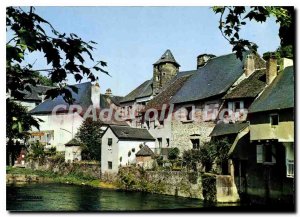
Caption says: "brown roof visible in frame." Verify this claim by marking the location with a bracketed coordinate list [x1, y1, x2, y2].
[135, 145, 154, 157]
[143, 74, 192, 111]
[223, 69, 266, 99]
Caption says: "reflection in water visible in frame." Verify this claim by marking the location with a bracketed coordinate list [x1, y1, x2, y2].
[7, 183, 205, 211]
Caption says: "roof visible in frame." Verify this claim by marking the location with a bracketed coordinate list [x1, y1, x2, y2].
[110, 95, 124, 106]
[30, 82, 121, 115]
[223, 69, 266, 99]
[21, 85, 54, 101]
[135, 145, 155, 157]
[144, 74, 192, 111]
[153, 49, 180, 67]
[65, 138, 81, 146]
[170, 52, 250, 104]
[249, 66, 294, 113]
[30, 82, 92, 114]
[210, 122, 249, 137]
[120, 79, 153, 103]
[109, 125, 155, 141]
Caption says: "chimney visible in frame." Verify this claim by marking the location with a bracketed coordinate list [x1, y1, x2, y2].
[91, 82, 101, 109]
[197, 54, 215, 69]
[244, 54, 255, 77]
[266, 54, 278, 85]
[105, 88, 112, 96]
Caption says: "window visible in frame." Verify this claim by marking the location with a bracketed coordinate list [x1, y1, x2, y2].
[287, 160, 294, 178]
[256, 145, 263, 163]
[256, 144, 276, 164]
[270, 114, 279, 126]
[191, 139, 200, 149]
[166, 138, 170, 147]
[108, 161, 112, 169]
[158, 138, 162, 148]
[186, 107, 193, 121]
[159, 120, 164, 127]
[108, 138, 112, 151]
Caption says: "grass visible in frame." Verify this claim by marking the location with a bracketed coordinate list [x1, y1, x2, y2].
[6, 166, 118, 190]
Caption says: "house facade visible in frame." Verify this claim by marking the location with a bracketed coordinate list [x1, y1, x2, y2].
[29, 82, 123, 152]
[245, 63, 294, 204]
[101, 125, 155, 174]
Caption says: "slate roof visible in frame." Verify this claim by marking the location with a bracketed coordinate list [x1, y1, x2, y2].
[21, 85, 54, 101]
[249, 66, 294, 113]
[170, 52, 250, 104]
[153, 49, 180, 67]
[223, 69, 266, 99]
[30, 82, 92, 114]
[144, 74, 192, 111]
[30, 82, 122, 115]
[210, 122, 249, 137]
[109, 125, 155, 141]
[135, 145, 155, 157]
[120, 79, 153, 104]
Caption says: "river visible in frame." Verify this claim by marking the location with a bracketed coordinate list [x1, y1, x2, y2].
[7, 183, 210, 211]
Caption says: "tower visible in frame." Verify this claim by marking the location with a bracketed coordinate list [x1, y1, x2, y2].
[152, 49, 180, 95]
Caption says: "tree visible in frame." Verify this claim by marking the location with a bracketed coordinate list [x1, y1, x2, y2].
[212, 6, 294, 60]
[6, 7, 109, 141]
[75, 118, 104, 161]
[168, 147, 180, 160]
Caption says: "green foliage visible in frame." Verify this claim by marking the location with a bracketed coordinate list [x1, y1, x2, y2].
[202, 173, 217, 203]
[27, 141, 45, 160]
[182, 138, 231, 173]
[182, 149, 202, 171]
[75, 118, 104, 161]
[6, 99, 41, 140]
[6, 7, 109, 141]
[263, 45, 293, 60]
[212, 6, 293, 60]
[6, 6, 109, 103]
[168, 147, 180, 160]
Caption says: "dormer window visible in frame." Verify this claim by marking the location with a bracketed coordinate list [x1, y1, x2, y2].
[270, 114, 279, 126]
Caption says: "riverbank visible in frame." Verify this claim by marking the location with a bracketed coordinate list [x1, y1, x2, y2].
[6, 166, 117, 189]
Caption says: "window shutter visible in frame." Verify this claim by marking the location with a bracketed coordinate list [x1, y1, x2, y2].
[256, 145, 263, 163]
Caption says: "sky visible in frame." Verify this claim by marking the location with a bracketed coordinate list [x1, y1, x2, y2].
[13, 7, 280, 97]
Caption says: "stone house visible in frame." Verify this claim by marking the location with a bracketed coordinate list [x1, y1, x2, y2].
[242, 64, 294, 204]
[29, 82, 123, 152]
[119, 49, 181, 127]
[101, 125, 155, 174]
[167, 52, 265, 154]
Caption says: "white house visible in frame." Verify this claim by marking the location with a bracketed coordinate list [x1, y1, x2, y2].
[101, 125, 155, 174]
[29, 82, 124, 152]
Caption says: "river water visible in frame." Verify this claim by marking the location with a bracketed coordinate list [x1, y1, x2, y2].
[7, 183, 209, 211]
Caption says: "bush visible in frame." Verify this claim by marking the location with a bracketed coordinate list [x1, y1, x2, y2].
[27, 141, 45, 160]
[168, 147, 180, 160]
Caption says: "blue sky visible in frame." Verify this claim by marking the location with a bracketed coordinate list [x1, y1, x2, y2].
[15, 7, 280, 96]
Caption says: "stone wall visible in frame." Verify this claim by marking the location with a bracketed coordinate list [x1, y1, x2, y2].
[26, 159, 101, 179]
[171, 101, 219, 154]
[116, 167, 239, 202]
[146, 171, 203, 199]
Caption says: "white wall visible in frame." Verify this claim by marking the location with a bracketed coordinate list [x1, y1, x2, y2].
[65, 146, 82, 163]
[101, 127, 155, 174]
[32, 112, 84, 151]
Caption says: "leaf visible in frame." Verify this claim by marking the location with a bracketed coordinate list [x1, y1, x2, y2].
[74, 74, 83, 82]
[100, 61, 107, 67]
